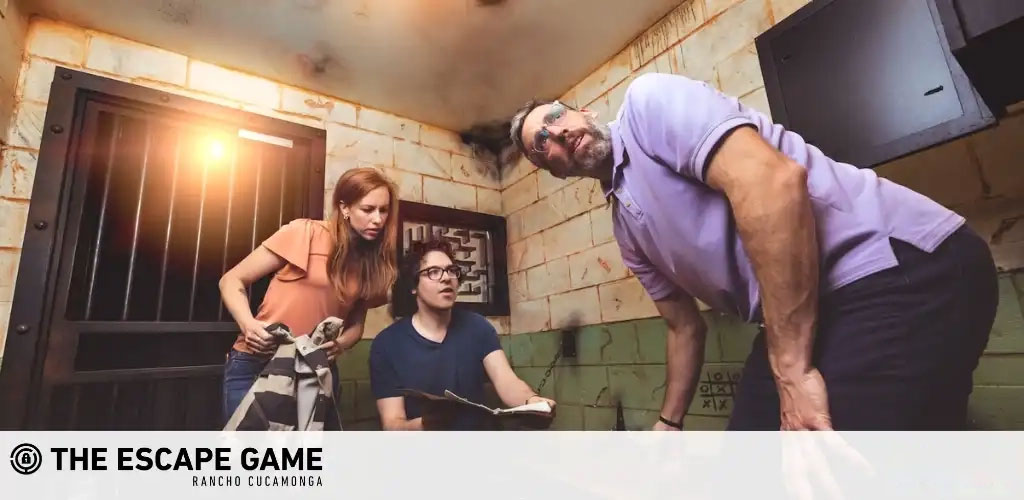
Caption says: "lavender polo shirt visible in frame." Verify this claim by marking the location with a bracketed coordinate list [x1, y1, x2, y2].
[607, 73, 964, 322]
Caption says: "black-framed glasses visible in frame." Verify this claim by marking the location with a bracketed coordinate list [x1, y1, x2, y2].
[417, 265, 462, 281]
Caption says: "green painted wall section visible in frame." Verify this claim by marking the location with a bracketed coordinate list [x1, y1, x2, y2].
[334, 271, 1024, 430]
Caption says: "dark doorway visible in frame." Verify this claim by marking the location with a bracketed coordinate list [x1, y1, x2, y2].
[0, 68, 326, 429]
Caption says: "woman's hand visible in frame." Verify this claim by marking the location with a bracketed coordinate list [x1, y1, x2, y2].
[242, 318, 277, 355]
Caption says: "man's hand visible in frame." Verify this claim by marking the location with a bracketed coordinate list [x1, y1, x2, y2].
[527, 395, 556, 410]
[652, 420, 682, 431]
[778, 368, 832, 430]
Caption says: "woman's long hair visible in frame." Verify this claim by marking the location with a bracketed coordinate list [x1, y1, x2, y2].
[327, 168, 399, 306]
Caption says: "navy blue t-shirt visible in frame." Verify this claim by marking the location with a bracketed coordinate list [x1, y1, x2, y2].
[369, 309, 502, 430]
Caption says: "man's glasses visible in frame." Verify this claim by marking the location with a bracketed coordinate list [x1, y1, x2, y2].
[532, 100, 568, 157]
[418, 265, 462, 282]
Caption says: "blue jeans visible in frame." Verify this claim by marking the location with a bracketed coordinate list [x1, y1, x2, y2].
[221, 349, 342, 425]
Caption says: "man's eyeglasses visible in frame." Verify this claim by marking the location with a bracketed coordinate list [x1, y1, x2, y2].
[531, 100, 568, 157]
[418, 265, 462, 281]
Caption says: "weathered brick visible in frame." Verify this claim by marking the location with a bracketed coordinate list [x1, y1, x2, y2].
[709, 312, 760, 362]
[629, 8, 683, 70]
[452, 154, 500, 190]
[509, 271, 529, 303]
[575, 325, 609, 365]
[636, 318, 668, 364]
[423, 177, 476, 211]
[394, 141, 449, 178]
[337, 381, 356, 421]
[689, 363, 744, 417]
[88, 35, 188, 86]
[555, 366, 610, 406]
[985, 275, 1024, 353]
[973, 355, 1024, 386]
[499, 335, 511, 356]
[7, 101, 46, 149]
[705, 0, 744, 18]
[521, 194, 567, 237]
[0, 149, 37, 200]
[529, 330, 562, 367]
[354, 380, 378, 420]
[508, 333, 532, 367]
[420, 124, 474, 156]
[549, 287, 602, 329]
[569, 241, 629, 289]
[967, 386, 1024, 430]
[590, 207, 615, 244]
[684, 415, 730, 430]
[382, 167, 423, 203]
[873, 138, 983, 208]
[508, 234, 544, 272]
[279, 87, 337, 122]
[477, 188, 502, 215]
[679, 0, 772, 70]
[549, 404, 584, 430]
[623, 409, 661, 430]
[575, 50, 632, 108]
[598, 278, 659, 322]
[487, 316, 510, 336]
[739, 87, 771, 116]
[357, 108, 419, 142]
[717, 43, 763, 98]
[583, 407, 618, 430]
[770, 0, 811, 22]
[362, 305, 393, 339]
[502, 172, 539, 214]
[188, 61, 279, 106]
[0, 249, 20, 302]
[0, 199, 29, 248]
[327, 124, 394, 167]
[537, 167, 571, 199]
[501, 155, 535, 190]
[336, 340, 372, 381]
[27, 19, 86, 65]
[20, 58, 56, 104]
[601, 322, 641, 364]
[609, 365, 666, 410]
[511, 297, 550, 335]
[543, 214, 593, 260]
[561, 178, 606, 219]
[526, 258, 571, 299]
[514, 366, 557, 399]
[971, 114, 1024, 199]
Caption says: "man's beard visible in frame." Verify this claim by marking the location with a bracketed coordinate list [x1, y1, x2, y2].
[574, 117, 612, 173]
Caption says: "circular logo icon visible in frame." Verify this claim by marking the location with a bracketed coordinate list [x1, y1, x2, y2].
[10, 443, 42, 475]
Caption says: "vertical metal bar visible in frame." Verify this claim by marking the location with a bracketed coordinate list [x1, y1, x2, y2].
[250, 148, 263, 251]
[277, 153, 286, 228]
[188, 153, 211, 321]
[218, 141, 238, 321]
[85, 116, 121, 320]
[122, 122, 153, 320]
[156, 129, 183, 321]
[108, 383, 120, 430]
[68, 385, 81, 430]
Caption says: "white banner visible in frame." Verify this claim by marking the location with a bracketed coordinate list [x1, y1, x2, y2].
[3, 431, 1023, 499]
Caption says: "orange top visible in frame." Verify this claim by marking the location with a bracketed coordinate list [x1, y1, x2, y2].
[231, 218, 384, 355]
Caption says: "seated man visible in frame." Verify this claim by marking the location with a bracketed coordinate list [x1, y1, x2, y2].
[370, 238, 556, 430]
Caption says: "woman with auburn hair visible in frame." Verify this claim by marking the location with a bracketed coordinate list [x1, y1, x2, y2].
[219, 167, 399, 424]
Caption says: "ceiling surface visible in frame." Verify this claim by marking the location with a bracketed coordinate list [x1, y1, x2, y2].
[25, 0, 680, 130]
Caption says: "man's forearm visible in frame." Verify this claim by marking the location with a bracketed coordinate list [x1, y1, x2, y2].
[731, 165, 819, 381]
[495, 378, 538, 408]
[661, 323, 707, 423]
[382, 417, 423, 431]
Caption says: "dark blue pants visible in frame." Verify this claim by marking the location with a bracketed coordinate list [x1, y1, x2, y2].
[728, 226, 998, 430]
[222, 349, 341, 425]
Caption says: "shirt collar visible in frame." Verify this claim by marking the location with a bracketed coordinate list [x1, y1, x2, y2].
[601, 120, 627, 199]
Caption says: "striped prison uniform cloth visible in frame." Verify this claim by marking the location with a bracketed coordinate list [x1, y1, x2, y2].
[224, 317, 344, 431]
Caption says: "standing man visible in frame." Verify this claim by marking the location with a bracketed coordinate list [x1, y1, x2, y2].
[370, 239, 556, 430]
[509, 73, 997, 430]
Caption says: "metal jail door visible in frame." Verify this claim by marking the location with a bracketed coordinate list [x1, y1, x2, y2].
[0, 69, 325, 429]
